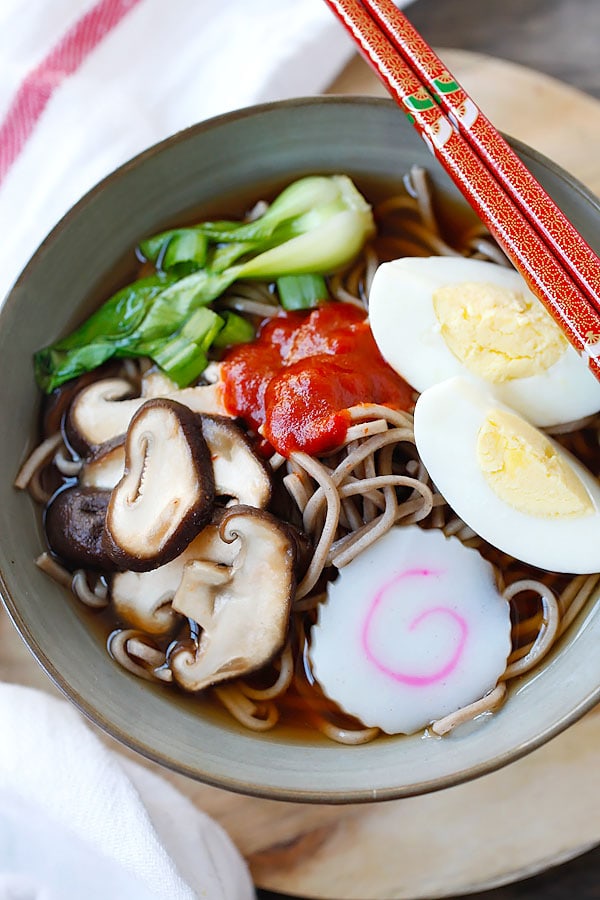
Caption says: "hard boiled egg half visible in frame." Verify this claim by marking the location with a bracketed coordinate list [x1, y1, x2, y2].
[369, 256, 600, 427]
[414, 376, 600, 573]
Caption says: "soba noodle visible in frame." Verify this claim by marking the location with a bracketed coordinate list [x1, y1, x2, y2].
[18, 166, 600, 743]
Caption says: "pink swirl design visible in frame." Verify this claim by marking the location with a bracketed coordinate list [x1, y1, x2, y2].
[361, 568, 468, 687]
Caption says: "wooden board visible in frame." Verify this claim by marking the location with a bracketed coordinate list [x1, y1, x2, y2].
[4, 50, 600, 900]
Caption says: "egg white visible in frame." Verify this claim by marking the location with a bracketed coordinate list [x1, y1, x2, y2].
[413, 376, 600, 573]
[368, 256, 600, 427]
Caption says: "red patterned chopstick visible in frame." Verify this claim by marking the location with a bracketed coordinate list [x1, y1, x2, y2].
[361, 0, 600, 311]
[322, 0, 600, 381]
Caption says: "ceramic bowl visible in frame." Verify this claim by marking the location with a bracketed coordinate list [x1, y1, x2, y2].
[2, 96, 600, 803]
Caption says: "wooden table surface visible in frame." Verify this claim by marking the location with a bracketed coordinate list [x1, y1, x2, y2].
[4, 2, 600, 899]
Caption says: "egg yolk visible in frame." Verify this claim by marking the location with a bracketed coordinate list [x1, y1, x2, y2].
[476, 408, 593, 518]
[432, 281, 567, 383]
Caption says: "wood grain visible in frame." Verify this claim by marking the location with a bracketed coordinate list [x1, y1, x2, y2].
[4, 50, 600, 900]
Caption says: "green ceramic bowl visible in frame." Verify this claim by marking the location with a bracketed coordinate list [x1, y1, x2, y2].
[2, 97, 600, 803]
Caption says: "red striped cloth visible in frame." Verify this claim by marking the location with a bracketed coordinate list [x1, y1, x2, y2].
[0, 0, 141, 183]
[1, 0, 413, 300]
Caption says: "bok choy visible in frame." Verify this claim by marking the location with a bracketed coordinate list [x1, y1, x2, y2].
[34, 175, 375, 392]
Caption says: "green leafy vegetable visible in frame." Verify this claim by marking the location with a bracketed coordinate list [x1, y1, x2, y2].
[212, 311, 256, 349]
[139, 228, 208, 276]
[277, 274, 328, 311]
[35, 175, 374, 393]
[140, 308, 225, 387]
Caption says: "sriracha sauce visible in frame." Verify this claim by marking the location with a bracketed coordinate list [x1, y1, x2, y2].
[222, 302, 413, 457]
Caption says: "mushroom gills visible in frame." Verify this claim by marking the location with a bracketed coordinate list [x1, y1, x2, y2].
[103, 399, 215, 570]
[170, 506, 296, 691]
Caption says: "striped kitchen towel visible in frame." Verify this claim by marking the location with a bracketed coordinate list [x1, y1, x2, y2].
[0, 0, 411, 303]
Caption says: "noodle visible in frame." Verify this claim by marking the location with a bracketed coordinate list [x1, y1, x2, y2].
[344, 419, 389, 442]
[213, 683, 279, 731]
[72, 571, 109, 609]
[300, 427, 415, 535]
[239, 642, 294, 701]
[501, 581, 560, 679]
[291, 451, 342, 600]
[14, 431, 63, 490]
[314, 718, 381, 745]
[465, 236, 511, 266]
[558, 573, 600, 636]
[431, 684, 507, 736]
[347, 403, 414, 429]
[329, 446, 398, 568]
[407, 165, 442, 236]
[283, 471, 312, 513]
[108, 629, 171, 683]
[220, 280, 280, 318]
[340, 494, 364, 533]
[220, 298, 280, 318]
[53, 447, 83, 477]
[361, 445, 378, 521]
[391, 220, 464, 257]
[35, 552, 73, 589]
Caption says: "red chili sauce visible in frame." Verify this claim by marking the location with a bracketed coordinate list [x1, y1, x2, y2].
[221, 302, 413, 457]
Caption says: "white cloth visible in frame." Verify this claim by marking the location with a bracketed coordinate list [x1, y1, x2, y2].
[0, 682, 255, 899]
[0, 0, 373, 303]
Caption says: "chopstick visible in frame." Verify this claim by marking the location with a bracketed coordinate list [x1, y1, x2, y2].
[322, 0, 600, 382]
[361, 0, 600, 310]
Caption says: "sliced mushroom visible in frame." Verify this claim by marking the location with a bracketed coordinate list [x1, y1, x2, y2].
[110, 521, 237, 635]
[79, 414, 272, 507]
[42, 364, 121, 439]
[171, 383, 228, 418]
[45, 486, 113, 571]
[80, 437, 126, 490]
[140, 368, 180, 398]
[103, 398, 215, 571]
[67, 370, 230, 452]
[170, 505, 296, 691]
[141, 362, 222, 397]
[200, 416, 272, 507]
[66, 378, 138, 454]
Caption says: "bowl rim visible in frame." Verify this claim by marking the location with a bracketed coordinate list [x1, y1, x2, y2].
[3, 94, 600, 804]
[7, 93, 600, 312]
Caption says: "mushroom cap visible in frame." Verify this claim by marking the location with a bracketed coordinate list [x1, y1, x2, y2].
[103, 398, 215, 571]
[170, 505, 296, 691]
[45, 486, 113, 571]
